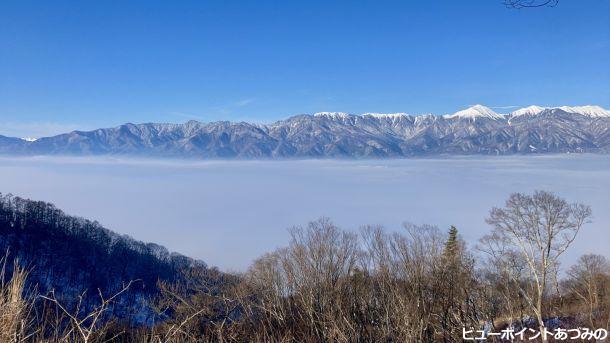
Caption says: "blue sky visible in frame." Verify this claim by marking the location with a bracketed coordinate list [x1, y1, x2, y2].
[1, 0, 609, 137]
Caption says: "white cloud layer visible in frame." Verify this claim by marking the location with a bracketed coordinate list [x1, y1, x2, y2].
[0, 155, 608, 272]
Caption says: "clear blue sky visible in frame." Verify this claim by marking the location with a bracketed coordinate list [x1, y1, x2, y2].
[1, 0, 609, 137]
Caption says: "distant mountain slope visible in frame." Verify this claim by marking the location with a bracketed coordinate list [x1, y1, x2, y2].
[0, 193, 224, 324]
[2, 105, 610, 158]
[0, 135, 26, 154]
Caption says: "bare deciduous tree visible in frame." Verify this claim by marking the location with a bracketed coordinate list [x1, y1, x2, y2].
[563, 254, 610, 329]
[483, 190, 591, 342]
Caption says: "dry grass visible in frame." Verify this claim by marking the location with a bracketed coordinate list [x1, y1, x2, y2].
[0, 257, 35, 343]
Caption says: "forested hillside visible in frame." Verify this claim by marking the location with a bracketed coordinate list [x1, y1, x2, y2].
[0, 193, 226, 324]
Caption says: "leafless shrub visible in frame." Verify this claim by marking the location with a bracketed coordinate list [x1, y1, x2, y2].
[39, 281, 136, 343]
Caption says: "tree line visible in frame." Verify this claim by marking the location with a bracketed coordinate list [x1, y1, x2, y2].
[0, 192, 228, 326]
[0, 191, 608, 342]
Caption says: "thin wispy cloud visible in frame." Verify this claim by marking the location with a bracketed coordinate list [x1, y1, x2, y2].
[168, 98, 258, 123]
[234, 98, 256, 107]
[168, 112, 209, 121]
[219, 98, 257, 113]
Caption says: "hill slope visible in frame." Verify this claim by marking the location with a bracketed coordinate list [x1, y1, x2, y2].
[0, 193, 223, 324]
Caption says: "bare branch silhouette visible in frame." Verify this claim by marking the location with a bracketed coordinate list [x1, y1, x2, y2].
[504, 0, 558, 8]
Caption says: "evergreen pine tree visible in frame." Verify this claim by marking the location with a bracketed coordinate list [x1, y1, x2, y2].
[444, 225, 460, 259]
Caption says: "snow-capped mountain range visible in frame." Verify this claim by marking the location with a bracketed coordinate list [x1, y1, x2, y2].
[508, 105, 610, 118]
[313, 105, 610, 120]
[1, 104, 610, 158]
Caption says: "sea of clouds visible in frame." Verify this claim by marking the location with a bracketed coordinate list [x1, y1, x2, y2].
[0, 154, 608, 271]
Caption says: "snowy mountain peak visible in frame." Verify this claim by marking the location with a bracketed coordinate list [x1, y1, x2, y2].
[310, 105, 609, 121]
[511, 105, 547, 117]
[445, 104, 503, 120]
[510, 105, 610, 118]
[557, 105, 610, 117]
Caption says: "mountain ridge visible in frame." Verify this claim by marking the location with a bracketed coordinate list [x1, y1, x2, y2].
[2, 105, 610, 158]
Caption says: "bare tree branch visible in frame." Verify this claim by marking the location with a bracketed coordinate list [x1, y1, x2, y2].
[504, 0, 558, 9]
